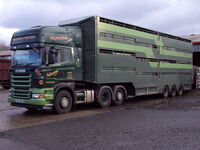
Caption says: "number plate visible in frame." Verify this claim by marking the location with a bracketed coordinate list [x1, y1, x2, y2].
[15, 99, 24, 103]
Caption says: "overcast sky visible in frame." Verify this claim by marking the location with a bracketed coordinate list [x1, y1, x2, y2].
[0, 0, 200, 46]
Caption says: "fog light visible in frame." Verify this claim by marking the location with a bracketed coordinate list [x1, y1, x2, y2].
[32, 94, 44, 99]
[38, 80, 44, 85]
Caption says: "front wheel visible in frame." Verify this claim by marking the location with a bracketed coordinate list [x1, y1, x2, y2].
[53, 90, 73, 114]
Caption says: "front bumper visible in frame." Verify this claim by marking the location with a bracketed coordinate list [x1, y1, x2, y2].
[8, 96, 52, 106]
[11, 102, 52, 109]
[8, 87, 54, 108]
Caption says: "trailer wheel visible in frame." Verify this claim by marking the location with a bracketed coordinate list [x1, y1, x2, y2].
[53, 90, 72, 114]
[113, 88, 125, 105]
[178, 86, 184, 96]
[98, 87, 112, 108]
[162, 85, 169, 98]
[170, 85, 177, 97]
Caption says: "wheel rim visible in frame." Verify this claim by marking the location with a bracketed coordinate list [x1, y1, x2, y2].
[60, 97, 69, 108]
[179, 87, 183, 95]
[102, 92, 110, 103]
[171, 86, 176, 96]
[164, 90, 168, 97]
[163, 87, 169, 97]
[116, 91, 123, 102]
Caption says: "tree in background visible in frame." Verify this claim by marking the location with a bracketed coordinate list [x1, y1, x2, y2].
[0, 40, 10, 51]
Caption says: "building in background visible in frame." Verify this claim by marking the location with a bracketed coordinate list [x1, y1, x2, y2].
[183, 34, 200, 89]
[0, 50, 12, 89]
[183, 34, 200, 67]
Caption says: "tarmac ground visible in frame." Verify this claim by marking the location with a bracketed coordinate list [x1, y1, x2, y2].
[0, 87, 200, 150]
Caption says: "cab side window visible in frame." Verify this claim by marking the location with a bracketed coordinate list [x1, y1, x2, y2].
[58, 47, 72, 63]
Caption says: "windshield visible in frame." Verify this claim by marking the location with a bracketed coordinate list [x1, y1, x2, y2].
[12, 49, 41, 67]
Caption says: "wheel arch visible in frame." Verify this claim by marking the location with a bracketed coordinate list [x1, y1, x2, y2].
[54, 83, 76, 104]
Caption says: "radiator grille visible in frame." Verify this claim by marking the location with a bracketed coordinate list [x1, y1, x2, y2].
[11, 73, 32, 99]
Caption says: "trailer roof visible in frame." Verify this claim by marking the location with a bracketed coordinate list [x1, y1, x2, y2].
[59, 16, 191, 43]
[59, 16, 93, 26]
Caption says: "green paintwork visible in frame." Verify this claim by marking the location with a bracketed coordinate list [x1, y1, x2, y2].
[8, 87, 54, 106]
[98, 22, 155, 40]
[155, 39, 192, 58]
[98, 22, 192, 58]
[98, 40, 192, 69]
[96, 16, 192, 90]
[8, 96, 51, 106]
[11, 26, 76, 47]
[150, 62, 192, 69]
[159, 63, 192, 69]
[159, 48, 192, 58]
[31, 87, 54, 94]
[98, 40, 155, 58]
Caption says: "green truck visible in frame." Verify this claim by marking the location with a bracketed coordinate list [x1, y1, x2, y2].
[8, 16, 193, 114]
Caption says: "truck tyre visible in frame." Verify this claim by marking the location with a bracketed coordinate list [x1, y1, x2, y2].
[162, 85, 169, 98]
[53, 90, 72, 114]
[98, 87, 112, 108]
[170, 85, 177, 97]
[113, 88, 125, 105]
[178, 86, 184, 96]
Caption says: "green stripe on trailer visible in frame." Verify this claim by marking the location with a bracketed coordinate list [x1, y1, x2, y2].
[160, 47, 192, 58]
[160, 62, 192, 69]
[98, 40, 192, 69]
[98, 40, 155, 58]
[155, 39, 192, 58]
[98, 22, 192, 59]
[98, 22, 155, 40]
[148, 62, 192, 69]
[149, 62, 158, 68]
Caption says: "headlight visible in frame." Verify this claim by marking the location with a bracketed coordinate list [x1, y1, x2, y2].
[32, 94, 44, 99]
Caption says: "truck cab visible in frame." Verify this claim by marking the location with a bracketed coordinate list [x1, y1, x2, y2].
[8, 26, 86, 113]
